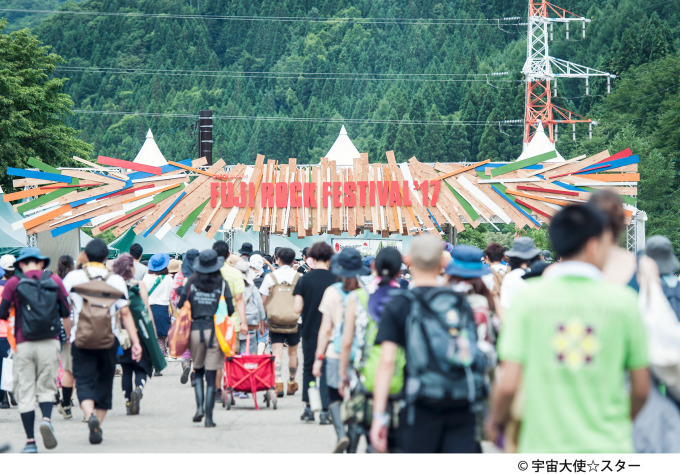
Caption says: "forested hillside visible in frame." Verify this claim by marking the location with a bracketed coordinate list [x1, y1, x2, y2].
[2, 0, 679, 245]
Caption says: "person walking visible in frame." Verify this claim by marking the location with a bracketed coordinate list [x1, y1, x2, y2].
[293, 242, 337, 423]
[312, 247, 369, 452]
[235, 260, 265, 359]
[177, 249, 235, 427]
[0, 255, 17, 409]
[339, 247, 405, 453]
[370, 235, 490, 453]
[0, 248, 71, 453]
[0, 265, 11, 410]
[499, 237, 541, 314]
[260, 247, 301, 398]
[142, 253, 173, 371]
[113, 254, 155, 415]
[55, 255, 76, 420]
[171, 249, 199, 385]
[239, 243, 254, 261]
[129, 244, 148, 281]
[63, 239, 142, 445]
[486, 204, 650, 452]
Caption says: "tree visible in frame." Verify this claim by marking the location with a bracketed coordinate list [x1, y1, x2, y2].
[0, 21, 91, 190]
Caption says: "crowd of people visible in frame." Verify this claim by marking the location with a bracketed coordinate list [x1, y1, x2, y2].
[1, 190, 680, 453]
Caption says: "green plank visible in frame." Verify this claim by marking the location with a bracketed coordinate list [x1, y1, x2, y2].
[491, 150, 558, 177]
[579, 186, 636, 206]
[27, 157, 61, 175]
[435, 170, 479, 221]
[176, 199, 209, 238]
[152, 186, 183, 204]
[17, 187, 75, 214]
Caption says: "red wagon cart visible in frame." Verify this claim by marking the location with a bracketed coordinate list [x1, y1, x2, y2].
[222, 338, 277, 410]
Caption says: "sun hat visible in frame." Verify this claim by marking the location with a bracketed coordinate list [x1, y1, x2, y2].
[249, 254, 264, 273]
[234, 260, 255, 283]
[239, 242, 254, 257]
[148, 253, 170, 272]
[331, 248, 371, 278]
[0, 254, 16, 271]
[445, 245, 490, 279]
[15, 247, 51, 269]
[506, 237, 541, 260]
[540, 249, 553, 263]
[194, 249, 225, 274]
[522, 260, 552, 280]
[645, 235, 680, 275]
[168, 258, 181, 274]
[362, 255, 375, 270]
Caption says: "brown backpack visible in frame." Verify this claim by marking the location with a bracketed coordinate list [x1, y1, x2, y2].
[73, 269, 125, 350]
[490, 265, 508, 319]
[266, 272, 301, 334]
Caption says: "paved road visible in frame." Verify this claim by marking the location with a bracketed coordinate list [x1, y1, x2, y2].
[0, 359, 336, 453]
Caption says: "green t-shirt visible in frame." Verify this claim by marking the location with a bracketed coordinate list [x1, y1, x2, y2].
[499, 275, 648, 453]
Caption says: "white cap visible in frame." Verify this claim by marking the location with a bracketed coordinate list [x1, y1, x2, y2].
[0, 254, 16, 271]
[249, 254, 264, 273]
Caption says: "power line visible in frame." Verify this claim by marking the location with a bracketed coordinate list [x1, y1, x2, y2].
[70, 109, 524, 126]
[0, 8, 525, 26]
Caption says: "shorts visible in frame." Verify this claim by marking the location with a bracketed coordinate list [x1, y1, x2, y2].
[60, 343, 73, 373]
[72, 343, 117, 410]
[190, 329, 224, 371]
[13, 339, 60, 413]
[270, 330, 300, 347]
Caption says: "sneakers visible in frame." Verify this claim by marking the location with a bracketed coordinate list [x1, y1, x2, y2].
[300, 406, 315, 422]
[238, 391, 249, 399]
[0, 400, 9, 409]
[39, 420, 58, 450]
[129, 388, 142, 415]
[58, 403, 73, 420]
[8, 392, 17, 406]
[287, 381, 299, 396]
[180, 364, 191, 384]
[154, 371, 163, 377]
[20, 442, 38, 454]
[88, 415, 103, 445]
[319, 410, 332, 425]
[275, 382, 284, 398]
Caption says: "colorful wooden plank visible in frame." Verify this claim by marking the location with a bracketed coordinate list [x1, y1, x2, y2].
[516, 186, 579, 197]
[433, 160, 490, 181]
[143, 192, 186, 237]
[50, 218, 91, 238]
[24, 205, 71, 231]
[491, 186, 541, 228]
[27, 157, 61, 174]
[597, 148, 631, 164]
[579, 173, 640, 182]
[97, 156, 162, 175]
[514, 198, 554, 220]
[100, 203, 156, 232]
[176, 200, 209, 238]
[490, 150, 557, 177]
[8, 168, 73, 184]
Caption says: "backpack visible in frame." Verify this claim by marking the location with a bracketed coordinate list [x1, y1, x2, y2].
[329, 282, 353, 355]
[490, 265, 507, 317]
[403, 287, 488, 424]
[266, 272, 301, 334]
[353, 287, 405, 395]
[72, 268, 125, 350]
[662, 283, 680, 323]
[16, 272, 61, 341]
[244, 284, 262, 327]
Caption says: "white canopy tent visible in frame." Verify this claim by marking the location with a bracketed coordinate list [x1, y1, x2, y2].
[133, 129, 168, 167]
[325, 125, 360, 166]
[517, 124, 564, 163]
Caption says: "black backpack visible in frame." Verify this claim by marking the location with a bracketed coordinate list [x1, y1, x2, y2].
[662, 282, 680, 323]
[16, 271, 61, 341]
[403, 287, 489, 424]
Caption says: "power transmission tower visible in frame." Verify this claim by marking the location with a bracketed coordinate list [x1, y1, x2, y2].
[522, 1, 616, 144]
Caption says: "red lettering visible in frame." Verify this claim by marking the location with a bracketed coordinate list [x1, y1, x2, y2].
[261, 183, 274, 208]
[388, 181, 402, 206]
[210, 182, 220, 208]
[223, 182, 234, 207]
[376, 181, 390, 207]
[332, 182, 342, 208]
[303, 183, 317, 208]
[357, 181, 369, 206]
[369, 181, 376, 206]
[322, 182, 332, 208]
[343, 181, 356, 207]
[402, 181, 413, 206]
[275, 182, 288, 208]
[420, 180, 429, 207]
[248, 182, 255, 208]
[289, 182, 302, 208]
[235, 182, 248, 208]
[430, 180, 441, 207]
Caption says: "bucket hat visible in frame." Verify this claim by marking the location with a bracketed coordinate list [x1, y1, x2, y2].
[0, 254, 16, 271]
[148, 253, 170, 272]
[331, 248, 371, 278]
[15, 247, 51, 269]
[645, 235, 680, 275]
[506, 237, 541, 260]
[445, 245, 490, 279]
[168, 258, 181, 274]
[194, 249, 225, 274]
[238, 242, 254, 257]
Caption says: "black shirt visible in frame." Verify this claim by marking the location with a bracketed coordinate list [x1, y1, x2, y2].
[375, 287, 439, 347]
[293, 269, 337, 340]
[178, 279, 234, 331]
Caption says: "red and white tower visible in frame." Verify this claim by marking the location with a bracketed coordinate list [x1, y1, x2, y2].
[523, 1, 616, 144]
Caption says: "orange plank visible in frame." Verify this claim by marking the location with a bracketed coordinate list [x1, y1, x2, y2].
[506, 190, 572, 206]
[432, 159, 490, 181]
[579, 173, 640, 182]
[120, 183, 182, 204]
[3, 186, 54, 202]
[23, 205, 71, 231]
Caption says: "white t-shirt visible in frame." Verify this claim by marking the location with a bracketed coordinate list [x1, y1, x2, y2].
[142, 274, 174, 306]
[499, 268, 527, 311]
[259, 266, 298, 296]
[133, 261, 148, 281]
[63, 266, 129, 344]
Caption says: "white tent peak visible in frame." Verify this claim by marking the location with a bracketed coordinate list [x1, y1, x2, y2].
[133, 128, 168, 167]
[517, 123, 564, 163]
[325, 125, 360, 166]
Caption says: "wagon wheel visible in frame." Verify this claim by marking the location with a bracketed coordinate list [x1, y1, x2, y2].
[225, 391, 233, 411]
[270, 389, 277, 410]
[264, 391, 270, 408]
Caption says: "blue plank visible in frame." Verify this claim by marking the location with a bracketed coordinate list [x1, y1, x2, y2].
[7, 168, 73, 184]
[50, 219, 91, 238]
[70, 180, 133, 208]
[576, 155, 640, 175]
[491, 185, 542, 227]
[143, 191, 186, 237]
[127, 159, 193, 180]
